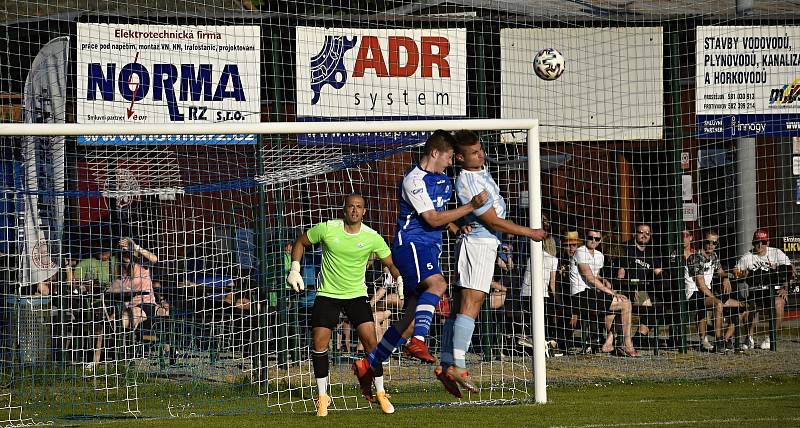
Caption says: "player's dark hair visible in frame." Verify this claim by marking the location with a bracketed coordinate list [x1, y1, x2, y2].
[423, 129, 455, 155]
[453, 129, 480, 155]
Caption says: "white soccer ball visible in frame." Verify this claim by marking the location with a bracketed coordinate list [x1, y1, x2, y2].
[533, 48, 565, 81]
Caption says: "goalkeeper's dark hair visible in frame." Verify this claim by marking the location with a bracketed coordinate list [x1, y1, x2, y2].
[453, 130, 480, 155]
[423, 129, 456, 155]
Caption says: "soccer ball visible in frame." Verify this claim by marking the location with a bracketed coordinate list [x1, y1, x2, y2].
[533, 48, 565, 81]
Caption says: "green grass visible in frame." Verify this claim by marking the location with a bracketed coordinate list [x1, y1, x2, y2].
[68, 375, 800, 427]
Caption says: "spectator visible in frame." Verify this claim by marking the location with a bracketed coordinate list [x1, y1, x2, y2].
[570, 228, 639, 357]
[732, 228, 795, 350]
[616, 223, 664, 348]
[107, 238, 166, 330]
[73, 244, 118, 287]
[684, 230, 742, 353]
[558, 231, 582, 351]
[520, 224, 560, 351]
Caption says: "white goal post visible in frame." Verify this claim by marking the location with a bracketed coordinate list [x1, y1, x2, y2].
[2, 118, 548, 404]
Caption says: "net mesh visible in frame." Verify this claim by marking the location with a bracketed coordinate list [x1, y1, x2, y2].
[1, 0, 800, 422]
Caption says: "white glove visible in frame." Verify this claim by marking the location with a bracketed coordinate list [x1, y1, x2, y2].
[396, 276, 404, 300]
[287, 261, 305, 292]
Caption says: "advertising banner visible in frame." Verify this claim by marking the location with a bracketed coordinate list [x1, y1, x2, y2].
[500, 28, 663, 142]
[77, 24, 260, 144]
[696, 26, 800, 138]
[295, 27, 466, 144]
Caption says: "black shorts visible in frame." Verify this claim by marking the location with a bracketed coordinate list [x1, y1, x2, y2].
[687, 291, 735, 313]
[311, 295, 374, 330]
[575, 288, 613, 315]
[745, 288, 777, 310]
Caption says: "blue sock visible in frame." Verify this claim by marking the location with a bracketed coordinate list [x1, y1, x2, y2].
[412, 292, 440, 340]
[440, 318, 455, 367]
[367, 325, 405, 371]
[453, 314, 476, 368]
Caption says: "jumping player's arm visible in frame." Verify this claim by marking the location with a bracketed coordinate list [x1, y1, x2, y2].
[403, 175, 487, 228]
[475, 208, 546, 241]
[418, 193, 488, 227]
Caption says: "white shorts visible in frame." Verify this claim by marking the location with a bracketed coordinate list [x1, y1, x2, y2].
[456, 235, 499, 294]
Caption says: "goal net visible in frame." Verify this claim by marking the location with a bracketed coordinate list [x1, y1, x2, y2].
[2, 1, 800, 423]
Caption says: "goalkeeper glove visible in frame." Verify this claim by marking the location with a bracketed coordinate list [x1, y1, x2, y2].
[396, 275, 404, 300]
[287, 261, 305, 292]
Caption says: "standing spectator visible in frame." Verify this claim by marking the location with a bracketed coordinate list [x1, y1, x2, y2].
[570, 228, 639, 357]
[732, 229, 795, 350]
[520, 223, 560, 350]
[684, 230, 741, 353]
[616, 223, 664, 348]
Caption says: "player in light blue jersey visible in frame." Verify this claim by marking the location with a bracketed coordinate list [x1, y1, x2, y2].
[436, 130, 546, 396]
[353, 130, 488, 384]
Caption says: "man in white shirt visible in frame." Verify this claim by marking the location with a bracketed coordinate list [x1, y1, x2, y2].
[732, 228, 795, 350]
[570, 228, 638, 357]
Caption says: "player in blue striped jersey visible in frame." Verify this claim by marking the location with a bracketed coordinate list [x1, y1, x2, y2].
[437, 130, 546, 396]
[353, 130, 488, 384]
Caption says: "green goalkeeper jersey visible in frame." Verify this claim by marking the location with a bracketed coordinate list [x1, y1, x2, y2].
[306, 219, 391, 299]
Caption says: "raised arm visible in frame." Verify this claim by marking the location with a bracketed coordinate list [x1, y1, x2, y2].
[418, 190, 489, 228]
[475, 207, 546, 241]
[120, 238, 158, 263]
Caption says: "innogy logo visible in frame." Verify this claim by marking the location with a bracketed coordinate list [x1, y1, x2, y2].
[310, 36, 358, 105]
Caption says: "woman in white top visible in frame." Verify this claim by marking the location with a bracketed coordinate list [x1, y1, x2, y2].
[570, 229, 639, 357]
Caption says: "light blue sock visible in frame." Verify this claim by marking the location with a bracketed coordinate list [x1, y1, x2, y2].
[453, 314, 476, 368]
[412, 292, 440, 340]
[440, 318, 455, 367]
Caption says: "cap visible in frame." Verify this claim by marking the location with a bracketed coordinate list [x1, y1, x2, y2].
[752, 228, 769, 242]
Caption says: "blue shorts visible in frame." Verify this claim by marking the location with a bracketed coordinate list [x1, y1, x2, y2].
[392, 242, 442, 296]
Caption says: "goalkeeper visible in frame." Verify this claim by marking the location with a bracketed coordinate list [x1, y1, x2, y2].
[287, 194, 402, 417]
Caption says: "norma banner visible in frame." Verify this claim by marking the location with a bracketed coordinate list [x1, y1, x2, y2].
[696, 26, 800, 138]
[295, 27, 466, 144]
[76, 24, 260, 144]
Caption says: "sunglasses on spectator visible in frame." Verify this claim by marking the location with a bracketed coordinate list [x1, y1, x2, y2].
[753, 240, 768, 246]
[704, 239, 718, 246]
[589, 236, 602, 242]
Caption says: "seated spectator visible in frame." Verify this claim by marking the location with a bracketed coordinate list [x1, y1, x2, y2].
[107, 238, 166, 330]
[570, 228, 639, 357]
[732, 228, 795, 350]
[178, 276, 256, 313]
[73, 244, 118, 287]
[684, 230, 742, 353]
[616, 223, 664, 348]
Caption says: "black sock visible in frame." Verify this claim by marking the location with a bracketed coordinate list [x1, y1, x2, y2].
[311, 349, 329, 379]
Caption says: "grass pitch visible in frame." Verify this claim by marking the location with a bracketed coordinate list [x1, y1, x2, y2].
[70, 375, 800, 427]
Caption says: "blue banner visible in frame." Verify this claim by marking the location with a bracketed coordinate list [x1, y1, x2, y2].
[696, 114, 800, 138]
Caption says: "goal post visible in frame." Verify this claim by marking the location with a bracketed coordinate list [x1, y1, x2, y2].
[1, 119, 548, 409]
